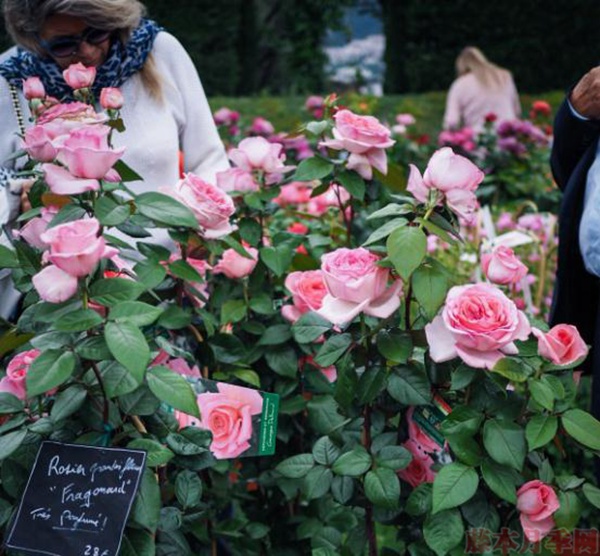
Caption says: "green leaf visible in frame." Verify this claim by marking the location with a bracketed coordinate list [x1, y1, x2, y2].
[265, 347, 298, 378]
[260, 245, 294, 277]
[230, 369, 261, 388]
[377, 330, 412, 363]
[292, 156, 334, 181]
[276, 454, 315, 478]
[362, 218, 408, 247]
[375, 445, 411, 471]
[480, 460, 520, 504]
[27, 349, 76, 397]
[357, 367, 388, 404]
[220, 299, 247, 324]
[258, 324, 292, 346]
[387, 365, 431, 405]
[337, 169, 366, 200]
[387, 225, 427, 280]
[89, 278, 146, 306]
[0, 393, 24, 414]
[136, 192, 198, 229]
[133, 260, 167, 289]
[312, 436, 341, 466]
[332, 447, 372, 477]
[440, 405, 483, 439]
[100, 361, 141, 397]
[302, 465, 333, 500]
[526, 415, 558, 451]
[48, 204, 87, 228]
[529, 378, 555, 410]
[365, 468, 400, 509]
[432, 463, 478, 513]
[210, 334, 246, 363]
[412, 264, 448, 320]
[147, 366, 200, 417]
[0, 429, 27, 459]
[554, 491, 583, 530]
[491, 357, 531, 383]
[131, 468, 161, 533]
[446, 436, 483, 467]
[482, 419, 526, 471]
[582, 483, 600, 509]
[50, 385, 87, 421]
[292, 312, 332, 343]
[0, 245, 19, 268]
[113, 159, 143, 182]
[307, 395, 346, 433]
[315, 334, 352, 367]
[104, 321, 149, 382]
[406, 483, 433, 516]
[167, 259, 202, 282]
[128, 439, 175, 467]
[55, 309, 104, 332]
[331, 475, 354, 504]
[158, 306, 192, 329]
[423, 509, 464, 556]
[95, 195, 131, 226]
[75, 336, 112, 361]
[108, 302, 163, 326]
[175, 470, 203, 509]
[561, 409, 600, 450]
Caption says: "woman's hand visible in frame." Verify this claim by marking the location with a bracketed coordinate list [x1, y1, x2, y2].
[8, 178, 36, 213]
[570, 66, 600, 119]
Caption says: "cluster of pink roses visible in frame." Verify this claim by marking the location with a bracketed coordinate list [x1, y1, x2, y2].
[408, 147, 484, 224]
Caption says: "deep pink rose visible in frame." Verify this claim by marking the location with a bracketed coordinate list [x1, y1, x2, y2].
[164, 173, 236, 239]
[397, 439, 436, 488]
[517, 480, 560, 542]
[532, 324, 588, 366]
[481, 245, 529, 285]
[39, 218, 117, 277]
[281, 270, 328, 323]
[228, 137, 294, 184]
[16, 206, 59, 249]
[0, 349, 41, 400]
[213, 245, 258, 279]
[195, 383, 264, 459]
[216, 167, 259, 194]
[63, 62, 96, 89]
[57, 125, 125, 179]
[318, 247, 402, 326]
[99, 87, 124, 110]
[425, 283, 531, 370]
[42, 163, 100, 195]
[23, 77, 45, 100]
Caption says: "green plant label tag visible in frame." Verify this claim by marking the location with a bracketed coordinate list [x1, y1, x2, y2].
[412, 394, 451, 448]
[258, 392, 279, 456]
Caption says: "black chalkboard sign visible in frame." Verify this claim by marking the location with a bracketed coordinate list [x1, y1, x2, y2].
[5, 441, 146, 556]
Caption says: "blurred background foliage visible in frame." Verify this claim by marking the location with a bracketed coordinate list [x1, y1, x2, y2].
[0, 0, 598, 95]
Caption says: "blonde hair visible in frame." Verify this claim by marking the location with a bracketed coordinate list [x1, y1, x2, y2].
[2, 0, 162, 99]
[455, 46, 510, 89]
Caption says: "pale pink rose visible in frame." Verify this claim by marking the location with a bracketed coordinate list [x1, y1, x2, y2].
[22, 125, 58, 162]
[423, 147, 484, 193]
[407, 163, 430, 203]
[23, 77, 45, 100]
[40, 218, 117, 277]
[318, 247, 402, 326]
[425, 283, 531, 370]
[164, 173, 236, 239]
[445, 189, 479, 224]
[249, 117, 275, 136]
[16, 206, 59, 249]
[532, 324, 588, 366]
[63, 62, 96, 89]
[481, 245, 528, 285]
[57, 125, 125, 179]
[496, 212, 515, 231]
[213, 107, 240, 126]
[397, 439, 436, 488]
[213, 245, 258, 279]
[150, 350, 201, 378]
[517, 213, 544, 232]
[346, 148, 389, 180]
[228, 137, 295, 183]
[194, 383, 264, 459]
[406, 407, 441, 454]
[305, 95, 324, 111]
[517, 480, 560, 543]
[427, 235, 439, 253]
[32, 264, 79, 303]
[42, 163, 100, 195]
[281, 270, 328, 323]
[306, 183, 351, 216]
[396, 113, 416, 126]
[216, 167, 259, 194]
[273, 181, 312, 207]
[0, 349, 41, 400]
[37, 101, 107, 128]
[99, 87, 124, 110]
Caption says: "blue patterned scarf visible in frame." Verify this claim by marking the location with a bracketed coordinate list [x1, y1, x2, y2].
[0, 18, 162, 101]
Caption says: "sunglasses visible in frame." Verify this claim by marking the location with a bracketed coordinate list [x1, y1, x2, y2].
[38, 27, 112, 58]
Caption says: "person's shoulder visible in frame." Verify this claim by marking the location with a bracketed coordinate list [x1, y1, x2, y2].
[0, 46, 18, 65]
[151, 31, 188, 59]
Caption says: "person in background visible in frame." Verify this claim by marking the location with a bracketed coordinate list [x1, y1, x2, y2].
[551, 66, 600, 477]
[0, 0, 229, 319]
[443, 46, 521, 132]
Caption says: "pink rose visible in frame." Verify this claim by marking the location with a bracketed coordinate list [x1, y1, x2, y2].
[99, 87, 124, 110]
[496, 212, 515, 231]
[16, 206, 59, 249]
[396, 113, 416, 126]
[22, 125, 58, 162]
[164, 173, 236, 239]
[481, 245, 529, 285]
[194, 383, 263, 459]
[249, 117, 275, 136]
[213, 107, 240, 126]
[307, 183, 351, 216]
[532, 324, 588, 366]
[318, 247, 402, 326]
[406, 407, 441, 454]
[37, 101, 107, 128]
[23, 77, 45, 100]
[150, 350, 201, 378]
[397, 439, 436, 488]
[281, 270, 328, 323]
[0, 349, 41, 400]
[305, 95, 324, 111]
[62, 62, 96, 89]
[32, 264, 79, 303]
[445, 189, 479, 225]
[228, 137, 295, 184]
[216, 167, 259, 194]
[42, 163, 101, 195]
[517, 480, 560, 542]
[273, 181, 312, 207]
[39, 218, 117, 277]
[425, 283, 531, 370]
[166, 254, 211, 307]
[57, 125, 125, 180]
[213, 245, 258, 279]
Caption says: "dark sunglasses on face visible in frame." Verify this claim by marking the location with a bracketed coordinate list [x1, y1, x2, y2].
[38, 27, 112, 58]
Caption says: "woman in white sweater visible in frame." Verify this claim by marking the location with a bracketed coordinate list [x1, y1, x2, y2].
[0, 0, 229, 318]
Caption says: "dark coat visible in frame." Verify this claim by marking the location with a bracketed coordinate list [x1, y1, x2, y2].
[550, 99, 600, 419]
